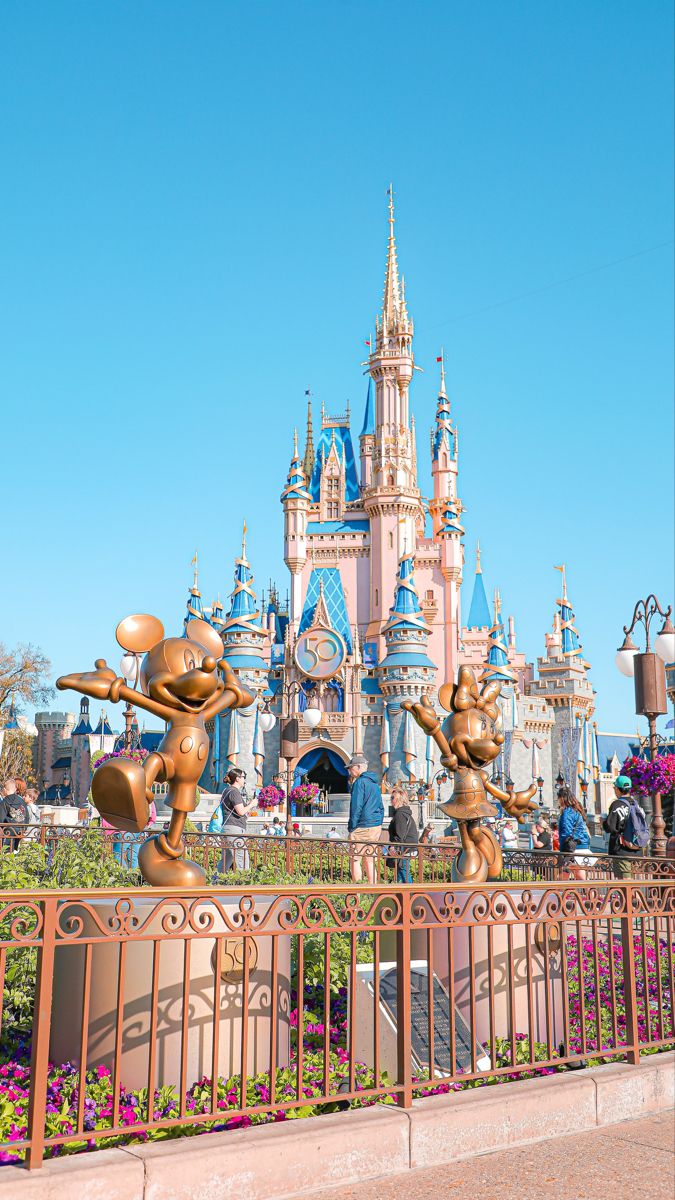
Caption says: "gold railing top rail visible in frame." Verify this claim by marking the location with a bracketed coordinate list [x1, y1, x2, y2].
[0, 879, 669, 902]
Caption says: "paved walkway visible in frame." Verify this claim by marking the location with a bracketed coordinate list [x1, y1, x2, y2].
[299, 1111, 675, 1200]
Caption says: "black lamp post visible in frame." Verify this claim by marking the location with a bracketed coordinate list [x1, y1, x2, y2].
[536, 775, 544, 804]
[616, 595, 674, 856]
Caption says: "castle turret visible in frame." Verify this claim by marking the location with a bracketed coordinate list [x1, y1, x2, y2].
[364, 188, 424, 652]
[378, 555, 436, 783]
[526, 565, 595, 784]
[70, 697, 94, 805]
[429, 354, 460, 536]
[302, 395, 315, 481]
[466, 542, 491, 631]
[281, 431, 311, 629]
[214, 525, 271, 790]
[184, 553, 204, 629]
[481, 589, 517, 684]
[210, 596, 225, 636]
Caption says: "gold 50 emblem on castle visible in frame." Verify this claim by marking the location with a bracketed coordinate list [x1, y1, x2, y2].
[294, 627, 346, 680]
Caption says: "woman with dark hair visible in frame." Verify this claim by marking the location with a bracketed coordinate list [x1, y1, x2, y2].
[557, 786, 593, 880]
[217, 768, 257, 872]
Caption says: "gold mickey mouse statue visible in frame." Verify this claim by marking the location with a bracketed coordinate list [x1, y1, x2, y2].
[402, 666, 537, 883]
[57, 614, 253, 887]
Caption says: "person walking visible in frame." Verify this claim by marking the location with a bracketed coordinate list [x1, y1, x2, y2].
[557, 785, 593, 880]
[387, 786, 419, 883]
[602, 775, 648, 879]
[347, 753, 384, 884]
[216, 768, 257, 873]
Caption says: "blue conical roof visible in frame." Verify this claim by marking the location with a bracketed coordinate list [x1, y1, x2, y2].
[360, 378, 375, 437]
[556, 566, 585, 662]
[380, 555, 434, 669]
[467, 545, 491, 629]
[438, 499, 464, 538]
[281, 434, 311, 502]
[481, 592, 516, 683]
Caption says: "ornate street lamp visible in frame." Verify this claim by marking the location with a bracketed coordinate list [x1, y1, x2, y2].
[555, 770, 564, 790]
[616, 595, 673, 856]
[536, 775, 545, 804]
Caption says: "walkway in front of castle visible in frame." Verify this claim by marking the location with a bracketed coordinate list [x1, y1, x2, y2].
[300, 1111, 674, 1200]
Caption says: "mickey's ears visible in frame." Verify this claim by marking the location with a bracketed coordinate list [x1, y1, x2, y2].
[185, 618, 225, 660]
[116, 614, 165, 654]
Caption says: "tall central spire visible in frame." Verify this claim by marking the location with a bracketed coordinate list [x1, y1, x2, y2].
[381, 184, 403, 335]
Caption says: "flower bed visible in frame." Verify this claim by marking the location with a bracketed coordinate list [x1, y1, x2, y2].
[1, 930, 672, 1165]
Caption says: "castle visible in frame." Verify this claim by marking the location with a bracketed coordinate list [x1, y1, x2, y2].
[31, 194, 637, 820]
[195, 192, 605, 816]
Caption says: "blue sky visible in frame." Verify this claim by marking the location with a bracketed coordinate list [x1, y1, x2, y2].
[1, 1, 673, 735]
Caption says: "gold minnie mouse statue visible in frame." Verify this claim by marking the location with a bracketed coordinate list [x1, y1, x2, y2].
[57, 613, 253, 887]
[402, 667, 537, 883]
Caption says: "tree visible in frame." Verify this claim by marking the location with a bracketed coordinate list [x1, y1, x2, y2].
[0, 729, 36, 786]
[0, 643, 52, 719]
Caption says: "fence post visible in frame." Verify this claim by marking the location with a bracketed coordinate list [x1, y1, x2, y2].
[285, 835, 292, 875]
[26, 895, 59, 1168]
[396, 888, 414, 1107]
[620, 885, 640, 1065]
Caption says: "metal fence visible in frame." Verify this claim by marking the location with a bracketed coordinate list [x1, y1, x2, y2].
[2, 824, 674, 884]
[0, 879, 672, 1168]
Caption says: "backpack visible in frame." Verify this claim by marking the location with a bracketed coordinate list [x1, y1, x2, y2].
[208, 787, 229, 834]
[620, 796, 650, 850]
[6, 799, 28, 825]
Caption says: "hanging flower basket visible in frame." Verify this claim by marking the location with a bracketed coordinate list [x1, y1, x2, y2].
[256, 784, 285, 811]
[289, 782, 320, 807]
[621, 753, 675, 798]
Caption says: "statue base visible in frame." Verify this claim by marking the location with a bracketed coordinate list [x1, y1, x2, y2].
[50, 895, 291, 1091]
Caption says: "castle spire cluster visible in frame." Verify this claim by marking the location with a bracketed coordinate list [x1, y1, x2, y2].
[167, 192, 597, 805]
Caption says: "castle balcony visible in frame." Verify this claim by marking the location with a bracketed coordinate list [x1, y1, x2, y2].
[297, 713, 350, 742]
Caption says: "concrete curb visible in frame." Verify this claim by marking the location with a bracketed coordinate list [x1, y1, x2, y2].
[2, 1052, 673, 1200]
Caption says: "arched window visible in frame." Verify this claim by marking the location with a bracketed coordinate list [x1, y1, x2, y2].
[388, 531, 394, 548]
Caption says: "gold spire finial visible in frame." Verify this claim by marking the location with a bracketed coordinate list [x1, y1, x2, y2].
[476, 540, 482, 573]
[191, 550, 198, 588]
[439, 348, 446, 397]
[554, 563, 567, 599]
[382, 183, 402, 333]
[293, 428, 298, 457]
[242, 520, 248, 559]
[303, 393, 314, 479]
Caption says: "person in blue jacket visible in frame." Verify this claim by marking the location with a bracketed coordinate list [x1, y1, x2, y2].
[557, 785, 593, 880]
[347, 753, 384, 883]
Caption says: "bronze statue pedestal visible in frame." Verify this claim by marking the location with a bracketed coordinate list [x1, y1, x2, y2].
[50, 895, 291, 1091]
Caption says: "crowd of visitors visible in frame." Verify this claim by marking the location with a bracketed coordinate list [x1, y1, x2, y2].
[0, 758, 665, 882]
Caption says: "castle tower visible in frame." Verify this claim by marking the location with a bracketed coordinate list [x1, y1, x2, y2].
[481, 589, 517, 685]
[526, 565, 595, 784]
[281, 431, 311, 630]
[430, 355, 465, 680]
[364, 188, 424, 651]
[35, 710, 75, 796]
[70, 696, 93, 805]
[302, 396, 315, 481]
[215, 525, 270, 790]
[184, 553, 204, 629]
[378, 554, 437, 783]
[429, 355, 459, 535]
[210, 596, 225, 637]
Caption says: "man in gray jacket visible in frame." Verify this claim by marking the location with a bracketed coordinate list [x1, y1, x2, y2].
[347, 753, 384, 883]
